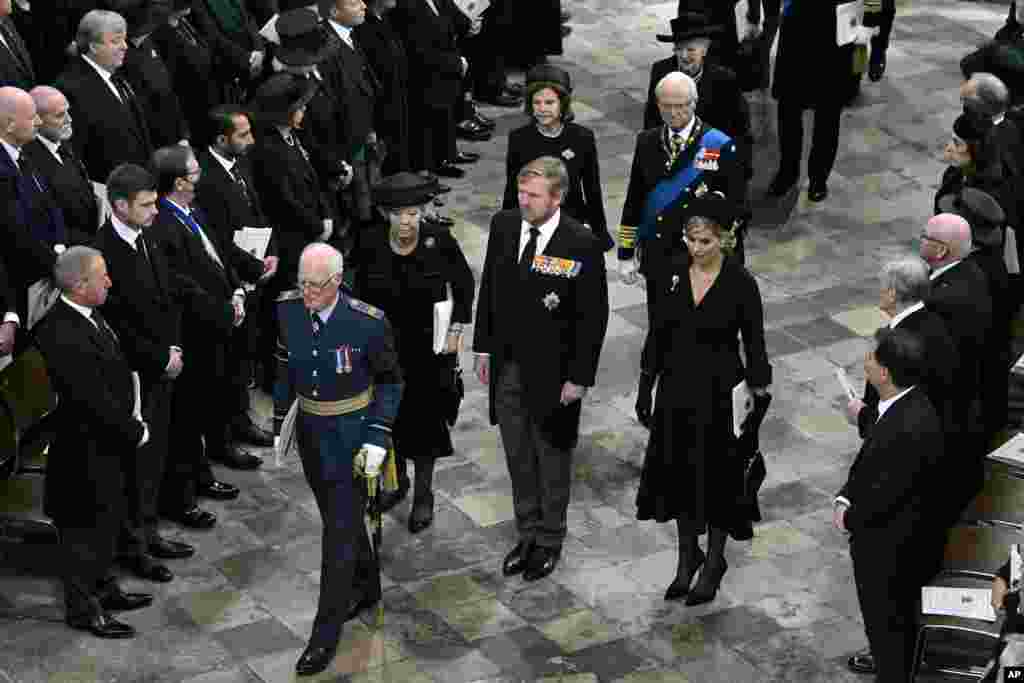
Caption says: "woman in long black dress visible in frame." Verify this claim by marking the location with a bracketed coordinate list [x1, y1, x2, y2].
[354, 173, 475, 533]
[633, 195, 771, 606]
[502, 65, 614, 253]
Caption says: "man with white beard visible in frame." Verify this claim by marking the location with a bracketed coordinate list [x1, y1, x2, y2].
[23, 85, 101, 245]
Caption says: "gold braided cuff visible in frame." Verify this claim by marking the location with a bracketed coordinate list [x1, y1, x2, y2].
[619, 225, 637, 249]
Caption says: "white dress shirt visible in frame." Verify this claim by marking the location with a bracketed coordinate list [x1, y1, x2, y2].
[36, 134, 63, 164]
[164, 198, 225, 268]
[317, 294, 339, 324]
[929, 259, 961, 281]
[668, 116, 697, 146]
[328, 20, 354, 49]
[518, 208, 561, 260]
[81, 53, 123, 102]
[208, 145, 236, 175]
[111, 213, 144, 251]
[888, 301, 925, 329]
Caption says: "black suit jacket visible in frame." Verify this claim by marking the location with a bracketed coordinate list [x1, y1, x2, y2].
[838, 387, 944, 546]
[22, 138, 99, 245]
[390, 0, 469, 108]
[0, 252, 13, 319]
[93, 221, 182, 383]
[473, 209, 609, 449]
[56, 57, 154, 183]
[34, 298, 144, 523]
[318, 25, 378, 158]
[0, 16, 35, 89]
[190, 0, 265, 82]
[121, 37, 191, 148]
[151, 16, 220, 145]
[195, 147, 267, 284]
[772, 0, 856, 108]
[295, 70, 351, 182]
[353, 11, 409, 170]
[250, 129, 328, 286]
[857, 308, 958, 438]
[643, 60, 753, 174]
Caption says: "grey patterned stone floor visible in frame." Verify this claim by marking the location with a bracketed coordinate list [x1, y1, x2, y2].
[0, 0, 1002, 680]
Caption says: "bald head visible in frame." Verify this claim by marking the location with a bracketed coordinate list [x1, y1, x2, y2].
[924, 213, 973, 262]
[0, 87, 39, 147]
[30, 86, 73, 143]
[655, 71, 697, 131]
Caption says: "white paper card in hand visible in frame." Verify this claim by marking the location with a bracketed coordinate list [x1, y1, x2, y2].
[1013, 351, 1024, 377]
[987, 432, 1024, 467]
[836, 0, 864, 46]
[234, 227, 272, 260]
[733, 380, 753, 438]
[921, 586, 997, 622]
[1012, 544, 1022, 591]
[131, 371, 142, 421]
[834, 365, 858, 401]
[1007, 227, 1021, 275]
[433, 298, 453, 354]
[453, 0, 489, 21]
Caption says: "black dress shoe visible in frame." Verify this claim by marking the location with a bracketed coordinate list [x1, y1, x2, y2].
[232, 421, 274, 447]
[766, 174, 797, 198]
[148, 537, 195, 559]
[473, 112, 496, 130]
[119, 554, 173, 583]
[167, 505, 217, 529]
[560, 9, 571, 22]
[209, 446, 262, 470]
[502, 541, 534, 576]
[561, 25, 572, 38]
[100, 588, 154, 612]
[377, 482, 408, 513]
[198, 480, 240, 501]
[67, 613, 136, 638]
[345, 594, 380, 622]
[296, 644, 336, 676]
[435, 183, 451, 194]
[664, 547, 706, 601]
[523, 545, 561, 582]
[807, 183, 829, 202]
[685, 558, 727, 606]
[455, 119, 492, 141]
[868, 59, 886, 82]
[453, 151, 480, 164]
[847, 647, 876, 674]
[480, 92, 522, 108]
[408, 492, 434, 534]
[434, 162, 466, 179]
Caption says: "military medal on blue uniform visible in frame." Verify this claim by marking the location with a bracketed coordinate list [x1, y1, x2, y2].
[335, 345, 353, 374]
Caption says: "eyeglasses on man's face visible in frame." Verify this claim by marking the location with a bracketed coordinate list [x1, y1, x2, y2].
[297, 273, 340, 292]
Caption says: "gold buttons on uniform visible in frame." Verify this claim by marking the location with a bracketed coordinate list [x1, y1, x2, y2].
[312, 370, 318, 377]
[312, 350, 318, 357]
[312, 388, 318, 397]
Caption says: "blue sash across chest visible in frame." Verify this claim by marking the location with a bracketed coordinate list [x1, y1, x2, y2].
[638, 127, 730, 244]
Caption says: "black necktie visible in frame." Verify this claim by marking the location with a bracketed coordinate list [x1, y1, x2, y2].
[178, 17, 200, 46]
[16, 152, 41, 191]
[137, 234, 151, 265]
[57, 143, 87, 180]
[0, 19, 29, 76]
[519, 227, 539, 280]
[92, 309, 119, 347]
[228, 164, 251, 204]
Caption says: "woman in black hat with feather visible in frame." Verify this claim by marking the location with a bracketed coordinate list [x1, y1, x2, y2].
[501, 65, 614, 253]
[353, 172, 475, 533]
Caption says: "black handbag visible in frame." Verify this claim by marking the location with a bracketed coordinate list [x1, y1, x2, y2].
[439, 354, 464, 427]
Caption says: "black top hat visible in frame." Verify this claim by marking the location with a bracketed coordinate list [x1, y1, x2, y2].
[124, 1, 173, 38]
[656, 12, 727, 43]
[952, 113, 992, 142]
[526, 64, 572, 94]
[373, 172, 441, 209]
[247, 73, 319, 125]
[683, 193, 742, 229]
[277, 8, 331, 66]
[936, 187, 1006, 246]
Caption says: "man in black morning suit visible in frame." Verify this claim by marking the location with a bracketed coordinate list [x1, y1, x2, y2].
[23, 86, 100, 246]
[196, 106, 278, 448]
[56, 10, 154, 184]
[93, 164, 195, 584]
[34, 246, 154, 639]
[834, 328, 945, 683]
[148, 145, 258, 528]
[473, 156, 609, 582]
[0, 0, 34, 90]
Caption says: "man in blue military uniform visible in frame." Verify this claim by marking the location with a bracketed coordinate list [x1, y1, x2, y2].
[272, 242, 403, 676]
[618, 71, 745, 305]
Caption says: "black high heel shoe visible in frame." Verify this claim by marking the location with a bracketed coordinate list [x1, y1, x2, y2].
[664, 547, 706, 601]
[685, 558, 727, 606]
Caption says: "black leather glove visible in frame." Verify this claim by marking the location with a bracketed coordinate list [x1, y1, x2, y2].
[740, 391, 772, 437]
[635, 373, 655, 429]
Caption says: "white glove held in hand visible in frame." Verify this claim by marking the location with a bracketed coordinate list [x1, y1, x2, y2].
[618, 259, 639, 285]
[363, 444, 387, 477]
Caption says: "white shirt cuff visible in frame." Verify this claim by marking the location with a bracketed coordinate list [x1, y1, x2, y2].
[3, 312, 18, 326]
[834, 496, 851, 508]
[233, 289, 246, 299]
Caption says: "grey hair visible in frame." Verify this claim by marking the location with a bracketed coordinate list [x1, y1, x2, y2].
[76, 10, 126, 54]
[54, 246, 103, 293]
[880, 256, 931, 305]
[517, 156, 569, 201]
[654, 71, 697, 102]
[299, 242, 344, 277]
[970, 72, 1010, 115]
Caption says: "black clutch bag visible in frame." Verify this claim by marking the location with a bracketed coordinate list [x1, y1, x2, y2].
[439, 354, 464, 427]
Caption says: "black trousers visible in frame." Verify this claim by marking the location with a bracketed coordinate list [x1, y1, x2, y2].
[495, 361, 573, 548]
[120, 379, 173, 557]
[409, 102, 455, 173]
[59, 518, 120, 621]
[864, 5, 896, 64]
[851, 538, 920, 683]
[776, 99, 843, 186]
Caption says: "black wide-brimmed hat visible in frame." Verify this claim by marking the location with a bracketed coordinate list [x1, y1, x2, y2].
[373, 172, 442, 209]
[526, 64, 572, 94]
[952, 112, 992, 143]
[936, 187, 1006, 246]
[247, 73, 319, 125]
[277, 8, 331, 66]
[656, 12, 727, 43]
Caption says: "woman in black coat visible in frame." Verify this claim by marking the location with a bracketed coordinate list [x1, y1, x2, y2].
[633, 195, 771, 607]
[934, 113, 1011, 221]
[354, 173, 475, 533]
[502, 65, 614, 253]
